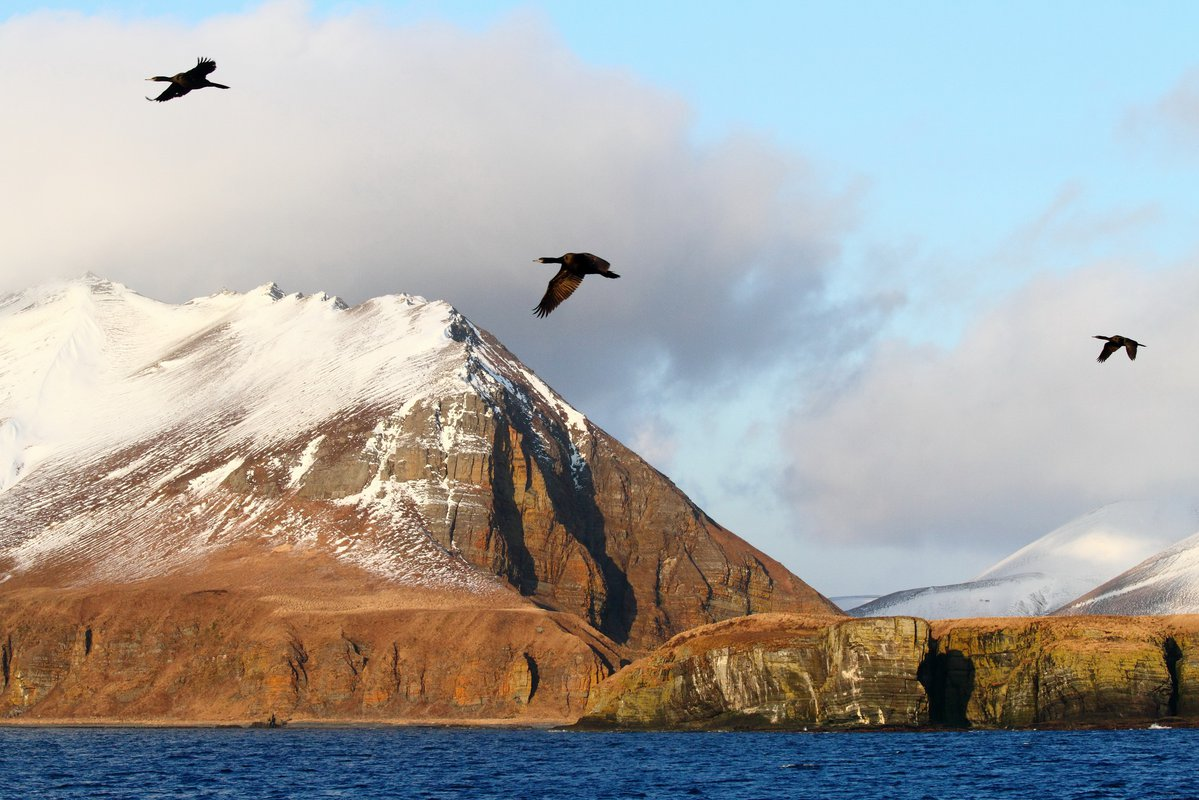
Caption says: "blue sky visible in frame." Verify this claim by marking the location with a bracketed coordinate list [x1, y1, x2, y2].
[4, 1, 1199, 598]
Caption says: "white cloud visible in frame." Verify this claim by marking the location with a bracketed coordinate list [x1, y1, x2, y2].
[783, 259, 1199, 553]
[1123, 67, 1199, 157]
[0, 1, 867, 442]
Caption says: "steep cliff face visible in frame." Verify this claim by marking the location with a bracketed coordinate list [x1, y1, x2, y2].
[576, 614, 1199, 730]
[0, 277, 836, 662]
[576, 614, 927, 729]
[0, 551, 620, 723]
[926, 617, 1182, 727]
[307, 346, 830, 650]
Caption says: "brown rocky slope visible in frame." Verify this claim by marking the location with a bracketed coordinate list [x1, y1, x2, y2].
[0, 547, 622, 724]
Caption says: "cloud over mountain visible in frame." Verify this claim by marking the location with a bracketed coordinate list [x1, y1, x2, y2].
[0, 2, 866, 442]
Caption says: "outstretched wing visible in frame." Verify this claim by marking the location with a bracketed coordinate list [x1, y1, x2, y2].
[1096, 340, 1120, 362]
[148, 83, 188, 102]
[534, 268, 583, 317]
[188, 57, 218, 78]
[1125, 342, 1139, 360]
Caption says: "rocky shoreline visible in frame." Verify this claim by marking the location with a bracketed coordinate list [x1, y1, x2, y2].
[7, 580, 1199, 731]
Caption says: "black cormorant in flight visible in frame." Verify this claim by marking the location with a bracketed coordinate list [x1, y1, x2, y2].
[1094, 335, 1145, 362]
[146, 57, 229, 102]
[532, 253, 619, 317]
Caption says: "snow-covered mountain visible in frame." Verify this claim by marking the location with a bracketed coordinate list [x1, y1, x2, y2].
[1058, 526, 1199, 615]
[850, 500, 1199, 618]
[0, 275, 834, 649]
[0, 274, 495, 589]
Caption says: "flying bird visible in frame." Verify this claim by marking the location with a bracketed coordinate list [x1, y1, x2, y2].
[532, 252, 620, 317]
[1094, 335, 1146, 362]
[146, 57, 229, 102]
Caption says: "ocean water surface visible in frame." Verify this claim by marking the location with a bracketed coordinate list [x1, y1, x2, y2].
[3, 726, 1199, 799]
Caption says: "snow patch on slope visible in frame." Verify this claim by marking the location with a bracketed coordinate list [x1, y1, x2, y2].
[977, 499, 1198, 584]
[288, 435, 325, 488]
[189, 457, 245, 496]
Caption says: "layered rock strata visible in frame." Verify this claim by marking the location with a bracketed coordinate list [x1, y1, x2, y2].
[191, 323, 841, 652]
[926, 617, 1188, 727]
[576, 614, 1199, 730]
[576, 614, 927, 729]
[0, 550, 621, 724]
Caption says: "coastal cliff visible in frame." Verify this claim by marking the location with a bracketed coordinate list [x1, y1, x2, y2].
[926, 617, 1185, 727]
[575, 614, 1199, 730]
[576, 614, 926, 729]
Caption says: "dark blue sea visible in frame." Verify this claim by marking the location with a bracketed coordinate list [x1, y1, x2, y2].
[2, 726, 1198, 799]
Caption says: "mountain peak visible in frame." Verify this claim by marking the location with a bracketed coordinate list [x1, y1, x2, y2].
[0, 276, 836, 649]
[253, 281, 286, 301]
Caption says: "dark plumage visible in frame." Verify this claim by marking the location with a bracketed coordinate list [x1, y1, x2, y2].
[146, 57, 229, 102]
[532, 252, 619, 317]
[1094, 334, 1145, 363]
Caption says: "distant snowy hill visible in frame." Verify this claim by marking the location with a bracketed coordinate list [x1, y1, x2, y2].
[1058, 525, 1199, 616]
[830, 595, 877, 612]
[850, 500, 1199, 618]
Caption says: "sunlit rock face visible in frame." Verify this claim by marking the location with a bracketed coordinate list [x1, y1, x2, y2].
[575, 614, 927, 730]
[0, 560, 622, 724]
[577, 613, 1199, 730]
[925, 617, 1188, 727]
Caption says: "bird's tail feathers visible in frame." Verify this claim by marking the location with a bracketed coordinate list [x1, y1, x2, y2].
[602, 272, 620, 279]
